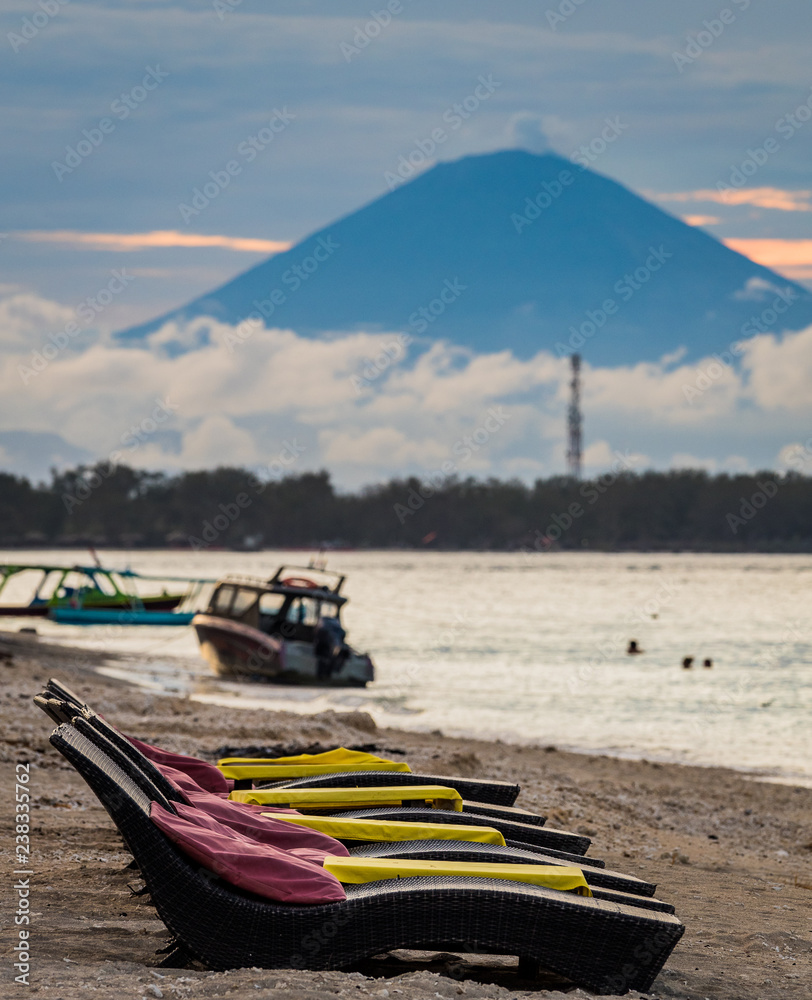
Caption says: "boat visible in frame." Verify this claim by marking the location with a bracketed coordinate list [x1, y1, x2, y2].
[0, 562, 213, 626]
[48, 607, 196, 626]
[0, 563, 188, 617]
[192, 565, 374, 686]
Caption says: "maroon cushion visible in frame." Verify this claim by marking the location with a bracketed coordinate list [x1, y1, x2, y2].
[153, 763, 350, 859]
[126, 735, 230, 795]
[150, 801, 346, 904]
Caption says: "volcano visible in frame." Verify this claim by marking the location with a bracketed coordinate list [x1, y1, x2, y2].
[119, 149, 812, 365]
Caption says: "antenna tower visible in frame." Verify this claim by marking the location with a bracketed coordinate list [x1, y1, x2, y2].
[566, 353, 583, 479]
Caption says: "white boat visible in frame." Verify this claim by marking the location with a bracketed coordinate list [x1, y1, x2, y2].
[192, 565, 374, 686]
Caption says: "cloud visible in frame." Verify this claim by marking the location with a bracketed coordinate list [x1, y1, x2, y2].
[506, 113, 554, 154]
[723, 238, 812, 281]
[732, 277, 788, 302]
[11, 231, 291, 254]
[681, 214, 721, 227]
[4, 290, 812, 486]
[651, 188, 812, 212]
[741, 322, 812, 410]
[0, 294, 76, 352]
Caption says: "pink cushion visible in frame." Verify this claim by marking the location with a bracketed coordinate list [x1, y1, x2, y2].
[150, 801, 346, 904]
[126, 735, 230, 795]
[153, 763, 349, 859]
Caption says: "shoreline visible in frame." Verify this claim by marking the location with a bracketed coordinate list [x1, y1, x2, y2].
[2, 630, 810, 999]
[95, 650, 812, 790]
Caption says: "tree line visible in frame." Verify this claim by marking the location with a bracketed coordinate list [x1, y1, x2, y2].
[0, 463, 810, 551]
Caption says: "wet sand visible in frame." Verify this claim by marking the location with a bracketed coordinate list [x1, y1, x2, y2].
[1, 630, 810, 999]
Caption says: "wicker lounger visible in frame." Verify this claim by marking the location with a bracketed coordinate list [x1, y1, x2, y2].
[65, 714, 666, 909]
[249, 772, 541, 822]
[226, 765, 521, 807]
[329, 806, 590, 854]
[36, 691, 669, 895]
[48, 723, 684, 994]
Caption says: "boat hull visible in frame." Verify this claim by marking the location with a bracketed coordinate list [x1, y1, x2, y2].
[192, 614, 373, 686]
[49, 608, 195, 626]
[0, 593, 184, 618]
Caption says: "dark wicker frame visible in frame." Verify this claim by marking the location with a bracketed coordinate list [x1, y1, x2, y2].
[49, 724, 684, 994]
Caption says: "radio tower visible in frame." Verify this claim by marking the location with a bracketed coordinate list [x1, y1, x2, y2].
[566, 353, 583, 479]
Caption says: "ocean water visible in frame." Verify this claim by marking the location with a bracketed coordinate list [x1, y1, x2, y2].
[5, 549, 811, 785]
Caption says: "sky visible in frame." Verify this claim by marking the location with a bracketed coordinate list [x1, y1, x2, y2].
[2, 0, 812, 486]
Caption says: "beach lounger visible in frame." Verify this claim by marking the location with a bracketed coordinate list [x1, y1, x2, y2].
[220, 755, 521, 807]
[226, 781, 589, 853]
[34, 692, 618, 870]
[47, 722, 685, 993]
[61, 713, 667, 908]
[33, 689, 674, 897]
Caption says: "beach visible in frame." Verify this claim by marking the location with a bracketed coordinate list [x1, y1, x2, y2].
[2, 630, 810, 1000]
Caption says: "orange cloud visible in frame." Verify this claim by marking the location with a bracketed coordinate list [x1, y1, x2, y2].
[12, 230, 292, 253]
[724, 238, 812, 281]
[682, 214, 721, 227]
[651, 187, 812, 212]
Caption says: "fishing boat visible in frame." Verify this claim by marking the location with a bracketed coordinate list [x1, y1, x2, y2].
[48, 607, 196, 626]
[192, 565, 374, 686]
[0, 562, 212, 626]
[0, 563, 185, 617]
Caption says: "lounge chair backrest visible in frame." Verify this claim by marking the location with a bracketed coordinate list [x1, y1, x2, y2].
[33, 694, 74, 726]
[45, 677, 88, 711]
[72, 716, 179, 813]
[50, 723, 156, 825]
[78, 713, 187, 804]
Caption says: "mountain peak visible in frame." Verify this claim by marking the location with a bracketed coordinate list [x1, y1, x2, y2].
[119, 149, 812, 364]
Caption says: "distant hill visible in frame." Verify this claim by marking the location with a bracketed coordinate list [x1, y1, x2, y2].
[119, 150, 812, 365]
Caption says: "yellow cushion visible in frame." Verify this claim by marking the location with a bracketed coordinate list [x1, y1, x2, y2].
[230, 785, 463, 812]
[322, 856, 592, 896]
[219, 761, 411, 781]
[260, 813, 507, 846]
[218, 747, 408, 769]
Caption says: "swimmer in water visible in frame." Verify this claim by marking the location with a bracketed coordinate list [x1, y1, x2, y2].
[703, 658, 713, 668]
[627, 640, 644, 655]
[682, 656, 694, 669]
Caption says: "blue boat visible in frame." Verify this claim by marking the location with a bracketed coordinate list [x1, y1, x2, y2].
[48, 607, 196, 626]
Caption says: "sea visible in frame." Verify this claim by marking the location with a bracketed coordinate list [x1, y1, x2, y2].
[5, 549, 810, 787]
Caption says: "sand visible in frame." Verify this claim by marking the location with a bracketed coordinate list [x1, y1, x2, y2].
[1, 629, 810, 999]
